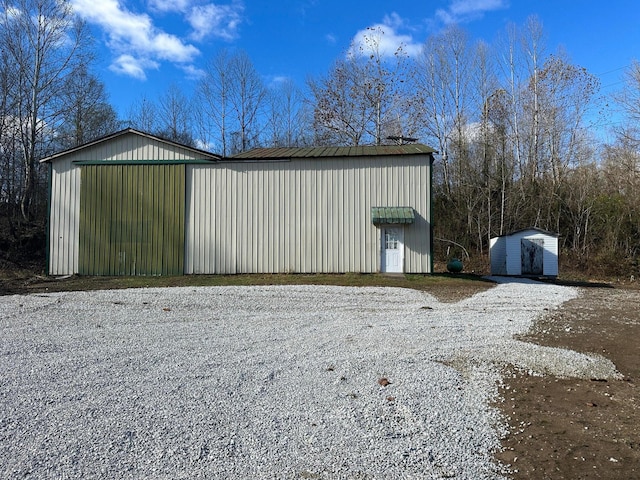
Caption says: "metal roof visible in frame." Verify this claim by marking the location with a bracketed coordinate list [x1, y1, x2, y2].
[494, 227, 559, 238]
[230, 144, 436, 160]
[371, 207, 415, 225]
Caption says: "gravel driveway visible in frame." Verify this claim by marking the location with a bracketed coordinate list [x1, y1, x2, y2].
[0, 279, 619, 479]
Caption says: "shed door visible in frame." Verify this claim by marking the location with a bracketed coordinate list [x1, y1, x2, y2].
[521, 238, 544, 275]
[79, 164, 185, 275]
[382, 227, 404, 273]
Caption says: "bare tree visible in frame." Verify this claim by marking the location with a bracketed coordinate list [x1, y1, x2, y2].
[308, 57, 370, 145]
[474, 40, 503, 247]
[196, 49, 231, 154]
[483, 88, 513, 236]
[593, 66, 640, 263]
[559, 162, 599, 255]
[126, 95, 159, 133]
[356, 27, 412, 145]
[1, 0, 88, 220]
[614, 60, 640, 146]
[0, 46, 20, 220]
[309, 27, 411, 146]
[593, 141, 640, 261]
[415, 18, 603, 259]
[156, 83, 194, 145]
[536, 53, 599, 184]
[197, 49, 265, 154]
[264, 79, 307, 147]
[522, 16, 546, 183]
[57, 63, 119, 148]
[413, 26, 474, 197]
[227, 50, 267, 153]
[195, 49, 230, 156]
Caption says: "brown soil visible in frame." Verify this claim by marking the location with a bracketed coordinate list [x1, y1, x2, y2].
[495, 284, 640, 479]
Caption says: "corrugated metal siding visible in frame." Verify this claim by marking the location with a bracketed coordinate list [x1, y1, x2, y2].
[40, 129, 221, 163]
[79, 164, 185, 275]
[185, 155, 431, 274]
[77, 132, 206, 162]
[542, 236, 559, 276]
[48, 157, 81, 275]
[489, 237, 507, 275]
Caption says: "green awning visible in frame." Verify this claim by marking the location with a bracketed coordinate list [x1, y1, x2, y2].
[371, 207, 415, 225]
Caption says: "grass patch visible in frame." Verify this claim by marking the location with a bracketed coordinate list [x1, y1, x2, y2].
[1, 271, 495, 301]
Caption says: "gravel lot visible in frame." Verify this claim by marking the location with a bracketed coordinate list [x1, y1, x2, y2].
[0, 279, 620, 479]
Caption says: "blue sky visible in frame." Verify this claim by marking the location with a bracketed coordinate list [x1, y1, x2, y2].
[72, 0, 640, 130]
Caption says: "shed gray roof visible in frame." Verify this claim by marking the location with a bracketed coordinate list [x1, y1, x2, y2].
[230, 144, 436, 160]
[497, 227, 559, 238]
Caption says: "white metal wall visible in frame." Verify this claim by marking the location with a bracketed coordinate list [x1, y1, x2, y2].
[489, 236, 507, 275]
[541, 235, 559, 276]
[70, 134, 210, 162]
[185, 155, 432, 274]
[48, 157, 81, 275]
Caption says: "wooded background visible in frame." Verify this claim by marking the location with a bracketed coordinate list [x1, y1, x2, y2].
[2, 0, 640, 276]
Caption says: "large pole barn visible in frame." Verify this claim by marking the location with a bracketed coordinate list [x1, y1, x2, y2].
[42, 129, 436, 276]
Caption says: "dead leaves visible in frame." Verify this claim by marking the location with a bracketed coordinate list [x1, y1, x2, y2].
[378, 377, 391, 387]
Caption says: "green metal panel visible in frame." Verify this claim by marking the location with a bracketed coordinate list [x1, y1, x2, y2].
[73, 159, 216, 165]
[79, 164, 185, 275]
[230, 144, 437, 160]
[371, 206, 415, 225]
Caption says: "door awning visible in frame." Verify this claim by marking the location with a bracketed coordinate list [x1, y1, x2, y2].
[371, 207, 415, 225]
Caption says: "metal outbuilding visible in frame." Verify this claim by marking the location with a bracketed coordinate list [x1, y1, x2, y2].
[489, 228, 559, 277]
[42, 129, 436, 276]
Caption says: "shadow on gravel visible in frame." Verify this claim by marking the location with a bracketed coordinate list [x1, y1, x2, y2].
[486, 275, 614, 289]
[539, 278, 614, 289]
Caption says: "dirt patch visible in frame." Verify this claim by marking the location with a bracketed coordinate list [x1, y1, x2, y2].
[0, 270, 493, 302]
[495, 286, 640, 479]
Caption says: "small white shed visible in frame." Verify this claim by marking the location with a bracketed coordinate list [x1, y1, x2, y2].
[489, 228, 559, 277]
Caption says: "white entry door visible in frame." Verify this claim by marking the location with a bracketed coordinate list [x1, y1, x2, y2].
[382, 227, 404, 273]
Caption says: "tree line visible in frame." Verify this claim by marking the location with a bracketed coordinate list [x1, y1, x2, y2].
[1, 0, 640, 274]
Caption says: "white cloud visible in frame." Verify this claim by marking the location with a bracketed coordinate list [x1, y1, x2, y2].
[149, 0, 245, 41]
[265, 75, 291, 88]
[187, 3, 243, 41]
[181, 64, 206, 80]
[109, 54, 159, 80]
[382, 12, 405, 30]
[349, 13, 422, 59]
[152, 32, 199, 61]
[436, 0, 508, 24]
[148, 0, 192, 13]
[268, 75, 288, 84]
[71, 0, 199, 78]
